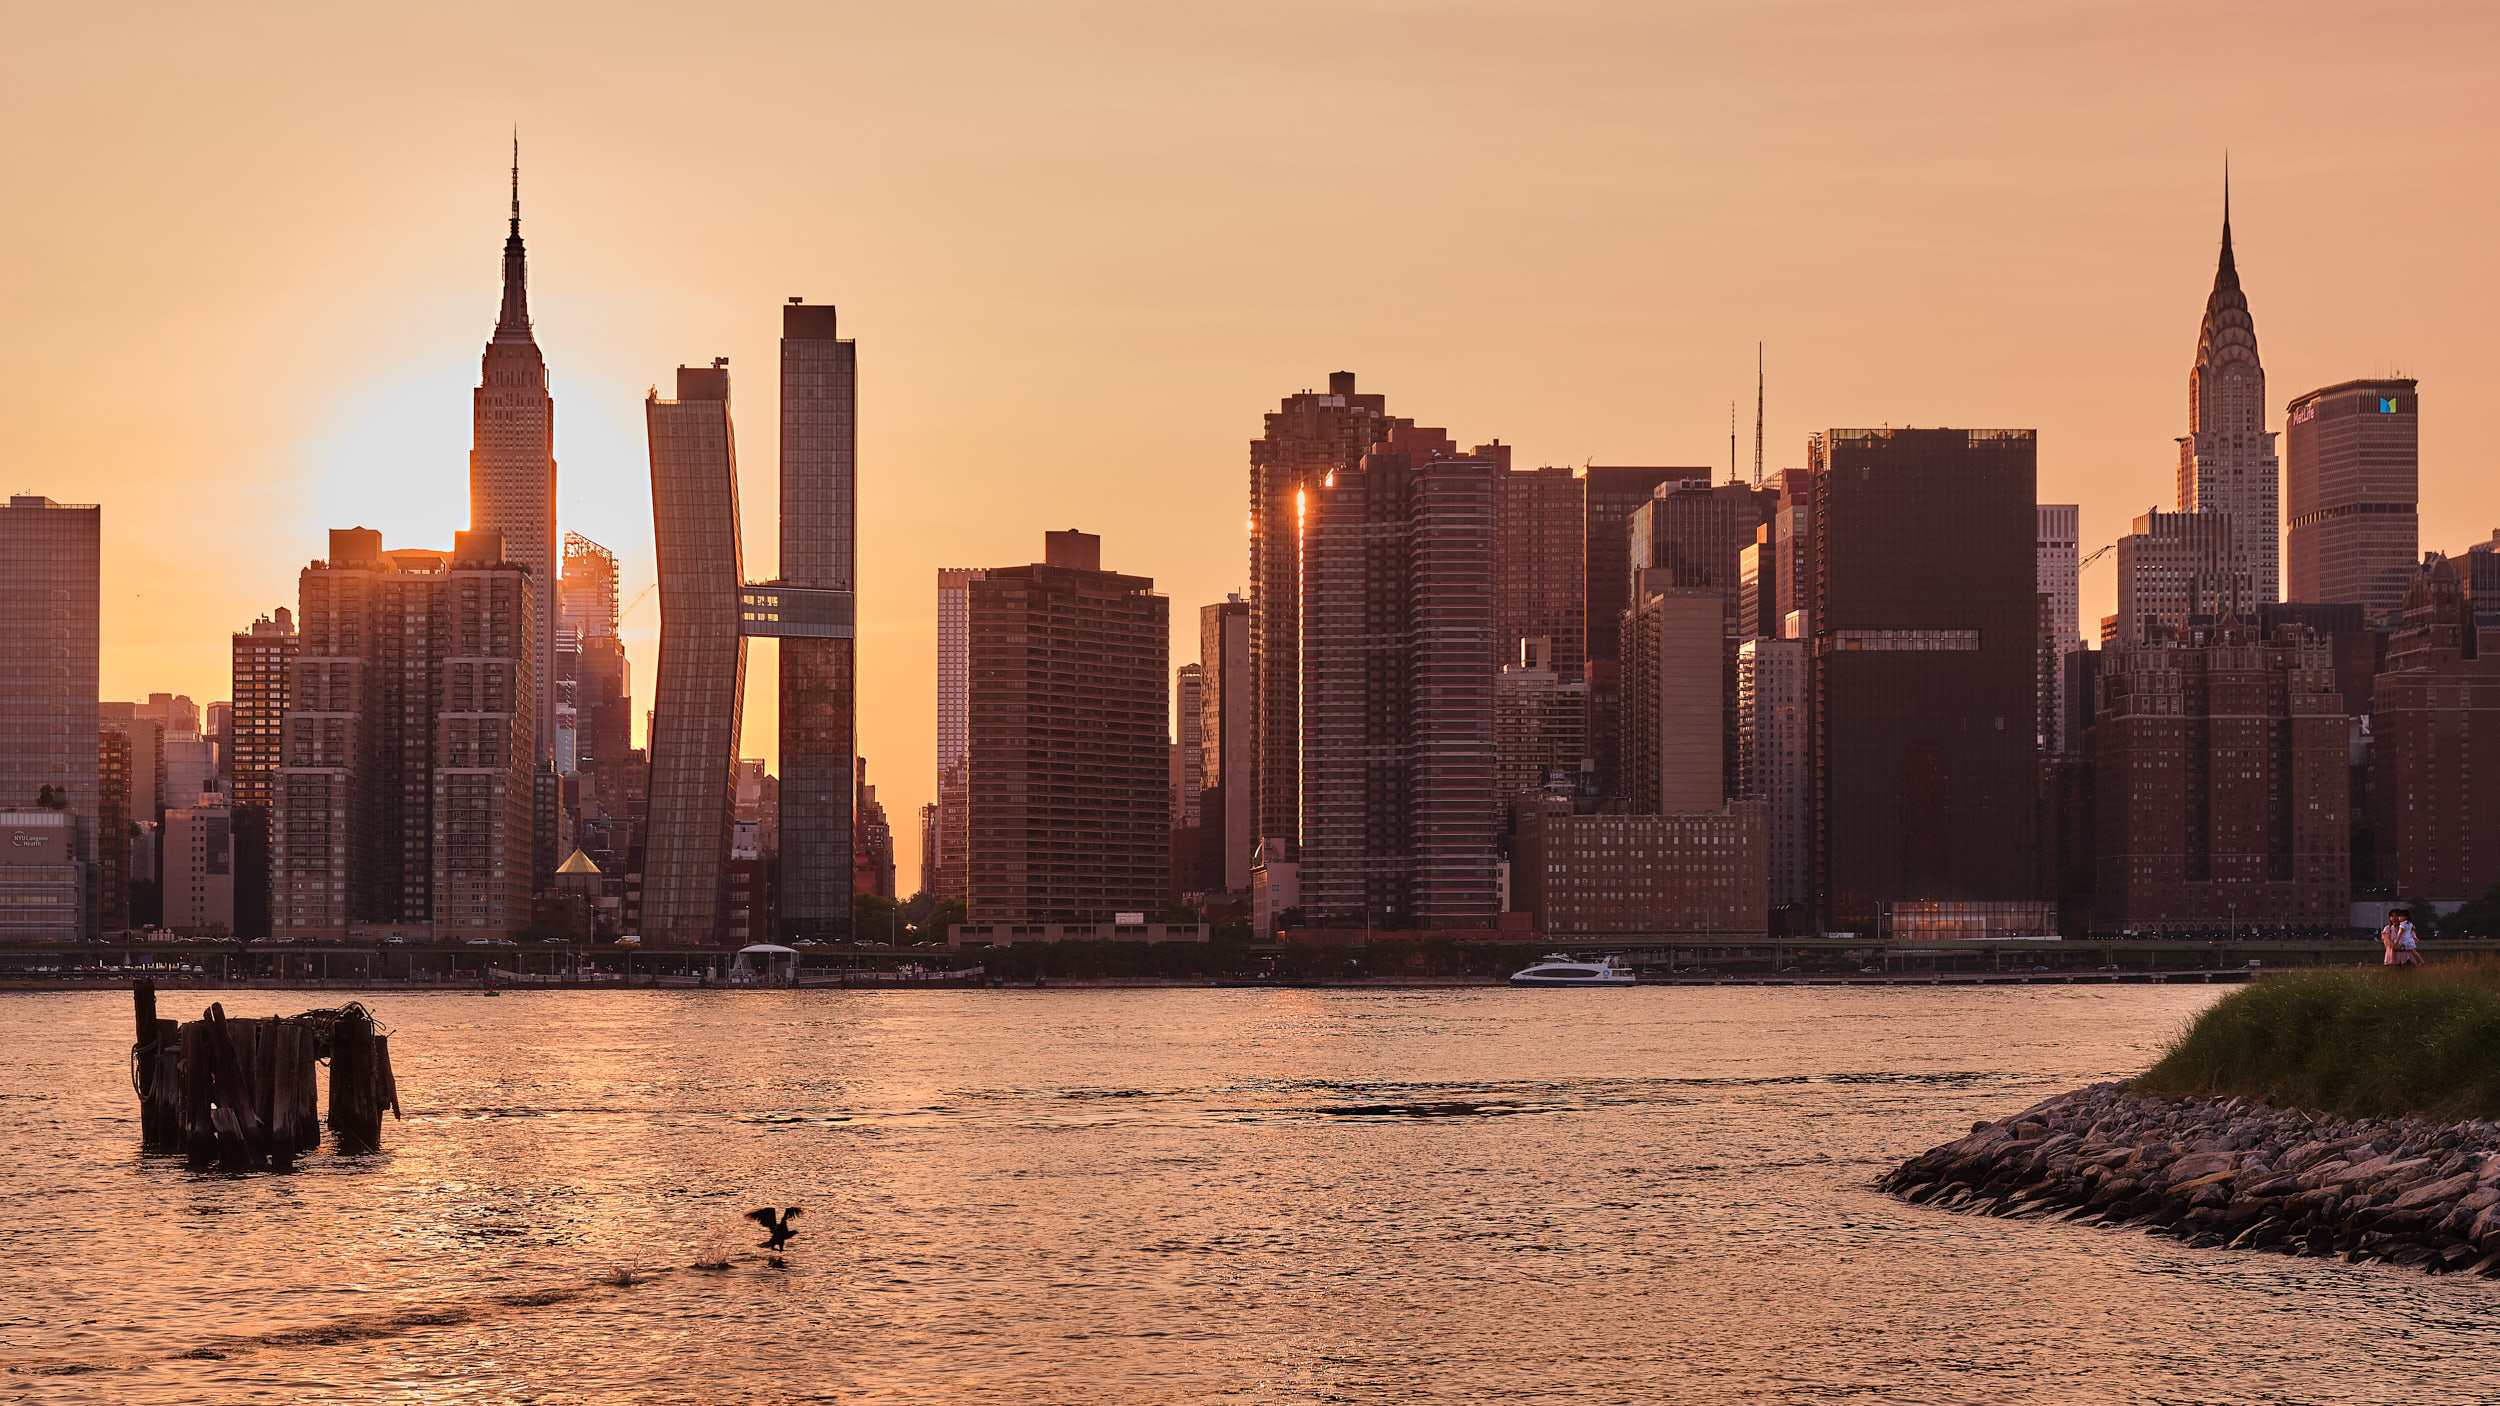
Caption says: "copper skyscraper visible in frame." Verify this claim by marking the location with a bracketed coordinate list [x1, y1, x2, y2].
[470, 145, 559, 767]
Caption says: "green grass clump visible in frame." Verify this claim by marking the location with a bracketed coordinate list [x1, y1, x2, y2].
[2137, 959, 2500, 1120]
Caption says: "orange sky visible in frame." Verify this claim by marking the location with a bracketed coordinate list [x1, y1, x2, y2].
[10, 1, 2497, 890]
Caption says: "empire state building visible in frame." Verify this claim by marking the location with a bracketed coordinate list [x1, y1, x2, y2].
[471, 145, 558, 765]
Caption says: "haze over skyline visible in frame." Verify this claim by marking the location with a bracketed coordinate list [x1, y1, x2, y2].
[11, 1, 2497, 886]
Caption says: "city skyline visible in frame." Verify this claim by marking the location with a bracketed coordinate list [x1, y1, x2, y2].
[15, 4, 2500, 887]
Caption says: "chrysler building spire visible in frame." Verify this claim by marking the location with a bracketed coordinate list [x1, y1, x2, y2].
[2176, 163, 2279, 604]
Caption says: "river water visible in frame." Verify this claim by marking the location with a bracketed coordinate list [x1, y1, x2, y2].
[3, 985, 2494, 1403]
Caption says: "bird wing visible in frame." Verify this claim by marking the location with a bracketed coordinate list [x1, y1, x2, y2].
[782, 1207, 803, 1222]
[745, 1207, 778, 1229]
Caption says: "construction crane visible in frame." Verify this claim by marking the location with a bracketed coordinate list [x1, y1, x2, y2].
[2080, 542, 2115, 570]
[620, 581, 658, 622]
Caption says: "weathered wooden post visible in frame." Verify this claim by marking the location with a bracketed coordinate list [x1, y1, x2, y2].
[329, 1006, 381, 1152]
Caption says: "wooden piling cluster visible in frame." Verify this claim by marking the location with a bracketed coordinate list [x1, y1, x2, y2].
[131, 981, 400, 1172]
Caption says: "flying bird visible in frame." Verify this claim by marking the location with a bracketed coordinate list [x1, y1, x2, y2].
[746, 1206, 803, 1251]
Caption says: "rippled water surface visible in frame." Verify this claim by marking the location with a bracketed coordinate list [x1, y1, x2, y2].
[4, 985, 2495, 1403]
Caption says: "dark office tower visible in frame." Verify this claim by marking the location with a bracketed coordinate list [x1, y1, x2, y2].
[967, 532, 1170, 923]
[1496, 466, 1587, 673]
[2177, 187, 2280, 603]
[2286, 379, 2419, 622]
[97, 730, 130, 934]
[1583, 466, 1707, 799]
[2373, 555, 2500, 902]
[1199, 596, 1253, 893]
[1247, 372, 1406, 857]
[1812, 428, 2041, 933]
[470, 146, 559, 768]
[1300, 429, 1500, 929]
[556, 532, 620, 777]
[644, 363, 749, 945]
[1626, 479, 1782, 636]
[562, 533, 632, 833]
[1, 497, 100, 864]
[778, 301, 857, 940]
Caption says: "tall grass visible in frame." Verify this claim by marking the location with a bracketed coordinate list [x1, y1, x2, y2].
[2137, 958, 2500, 1120]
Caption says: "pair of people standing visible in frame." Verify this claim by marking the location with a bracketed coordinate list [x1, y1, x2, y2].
[2380, 909, 2421, 967]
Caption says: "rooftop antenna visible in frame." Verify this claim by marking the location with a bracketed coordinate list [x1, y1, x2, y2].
[1753, 343, 1765, 487]
[510, 128, 521, 233]
[1729, 401, 1738, 484]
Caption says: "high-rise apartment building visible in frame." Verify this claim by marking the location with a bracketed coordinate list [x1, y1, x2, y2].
[469, 151, 559, 769]
[1496, 466, 1587, 674]
[934, 567, 986, 902]
[2038, 504, 2082, 752]
[2091, 619, 2349, 930]
[2115, 509, 2253, 643]
[2373, 554, 2499, 902]
[777, 300, 858, 940]
[228, 612, 296, 813]
[1813, 428, 2040, 934]
[1494, 640, 1591, 802]
[1299, 430, 1499, 928]
[1771, 464, 1816, 640]
[2176, 194, 2280, 604]
[1248, 372, 1406, 857]
[0, 811, 84, 941]
[273, 528, 536, 938]
[1198, 596, 1253, 893]
[853, 757, 895, 901]
[561, 534, 631, 787]
[1585, 465, 1708, 799]
[643, 363, 749, 945]
[1174, 663, 1204, 828]
[1737, 637, 1810, 915]
[165, 785, 236, 937]
[967, 532, 1169, 923]
[1619, 585, 1726, 814]
[1, 497, 100, 866]
[2286, 379, 2419, 623]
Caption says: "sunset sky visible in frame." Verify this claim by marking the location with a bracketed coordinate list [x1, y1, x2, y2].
[10, 1, 2497, 887]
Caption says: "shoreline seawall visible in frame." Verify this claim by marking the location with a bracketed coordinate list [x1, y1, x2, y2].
[1883, 1084, 2500, 1275]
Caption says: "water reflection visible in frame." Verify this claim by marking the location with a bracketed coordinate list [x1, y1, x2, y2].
[5, 986, 2499, 1403]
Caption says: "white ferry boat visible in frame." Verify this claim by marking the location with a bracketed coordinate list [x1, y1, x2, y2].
[1508, 953, 1636, 987]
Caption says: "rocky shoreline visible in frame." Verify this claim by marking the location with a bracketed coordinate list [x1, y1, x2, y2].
[1882, 1083, 2500, 1275]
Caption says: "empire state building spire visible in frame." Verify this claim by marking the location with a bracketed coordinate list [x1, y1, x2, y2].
[471, 137, 559, 771]
[495, 135, 531, 341]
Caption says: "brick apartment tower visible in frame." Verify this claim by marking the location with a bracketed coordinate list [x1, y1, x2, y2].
[2286, 379, 2419, 623]
[778, 301, 857, 939]
[1812, 428, 2040, 934]
[2373, 555, 2500, 902]
[2177, 183, 2280, 604]
[2090, 618, 2349, 931]
[967, 532, 1170, 923]
[1247, 373, 1406, 860]
[469, 144, 558, 770]
[933, 567, 985, 901]
[274, 529, 535, 938]
[1298, 428, 1500, 928]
